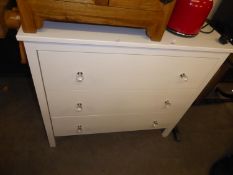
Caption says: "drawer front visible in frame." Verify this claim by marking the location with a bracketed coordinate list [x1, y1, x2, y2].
[38, 51, 218, 91]
[109, 0, 162, 11]
[47, 90, 195, 116]
[52, 113, 175, 136]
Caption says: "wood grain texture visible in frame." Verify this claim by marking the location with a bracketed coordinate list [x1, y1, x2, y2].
[19, 41, 28, 64]
[56, 0, 109, 5]
[16, 0, 37, 33]
[0, 0, 9, 38]
[109, 0, 162, 11]
[147, 0, 176, 41]
[17, 0, 176, 41]
[4, 9, 21, 29]
[56, 0, 95, 4]
[95, 0, 109, 6]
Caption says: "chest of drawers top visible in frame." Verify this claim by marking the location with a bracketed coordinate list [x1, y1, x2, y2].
[17, 21, 233, 54]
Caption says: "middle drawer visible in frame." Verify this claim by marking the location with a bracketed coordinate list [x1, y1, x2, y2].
[46, 90, 195, 116]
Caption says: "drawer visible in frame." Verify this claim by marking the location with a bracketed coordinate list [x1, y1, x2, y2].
[38, 51, 218, 91]
[51, 113, 175, 136]
[109, 0, 162, 11]
[47, 90, 195, 116]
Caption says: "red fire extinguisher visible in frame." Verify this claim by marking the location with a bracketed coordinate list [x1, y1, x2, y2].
[167, 0, 213, 37]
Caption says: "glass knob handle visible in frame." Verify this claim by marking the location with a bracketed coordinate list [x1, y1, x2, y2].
[77, 125, 82, 133]
[76, 103, 83, 112]
[153, 121, 158, 128]
[165, 100, 171, 108]
[76, 72, 84, 82]
[180, 73, 188, 81]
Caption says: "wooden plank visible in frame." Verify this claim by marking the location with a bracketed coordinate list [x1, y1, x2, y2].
[56, 0, 109, 6]
[19, 41, 28, 64]
[57, 0, 94, 3]
[0, 0, 9, 38]
[109, 0, 162, 11]
[17, 0, 37, 33]
[147, 0, 176, 41]
[95, 0, 109, 6]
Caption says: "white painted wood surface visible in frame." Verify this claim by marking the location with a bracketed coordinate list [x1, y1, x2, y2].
[38, 51, 218, 91]
[46, 89, 195, 116]
[23, 43, 56, 147]
[51, 113, 178, 136]
[17, 21, 233, 53]
[16, 21, 232, 147]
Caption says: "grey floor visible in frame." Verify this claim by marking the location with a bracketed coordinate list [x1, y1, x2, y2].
[1, 77, 233, 175]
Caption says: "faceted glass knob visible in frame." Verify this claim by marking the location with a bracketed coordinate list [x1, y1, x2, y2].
[180, 73, 188, 81]
[76, 72, 84, 82]
[76, 103, 83, 112]
[153, 121, 158, 128]
[77, 125, 82, 133]
[165, 100, 171, 108]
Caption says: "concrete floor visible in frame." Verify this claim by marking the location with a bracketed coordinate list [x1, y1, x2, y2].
[1, 77, 233, 175]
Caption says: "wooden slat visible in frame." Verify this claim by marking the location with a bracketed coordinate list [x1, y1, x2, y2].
[109, 0, 162, 11]
[17, 0, 37, 33]
[0, 0, 9, 38]
[95, 0, 109, 6]
[147, 0, 176, 41]
[19, 41, 28, 64]
[56, 0, 95, 4]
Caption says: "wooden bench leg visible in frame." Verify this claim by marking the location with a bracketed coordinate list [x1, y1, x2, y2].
[146, 24, 163, 41]
[16, 0, 37, 33]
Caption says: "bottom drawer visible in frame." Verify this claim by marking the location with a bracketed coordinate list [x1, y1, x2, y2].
[51, 113, 177, 136]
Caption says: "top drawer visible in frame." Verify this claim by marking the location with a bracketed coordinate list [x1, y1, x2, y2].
[38, 50, 218, 91]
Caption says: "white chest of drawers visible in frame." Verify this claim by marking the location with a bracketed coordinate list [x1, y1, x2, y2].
[17, 22, 233, 147]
